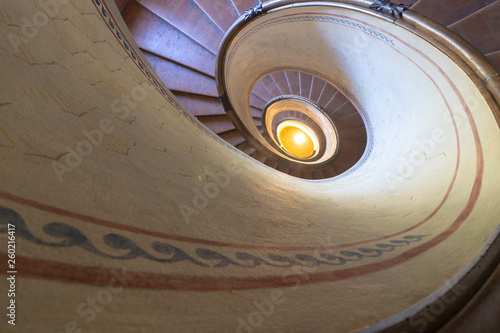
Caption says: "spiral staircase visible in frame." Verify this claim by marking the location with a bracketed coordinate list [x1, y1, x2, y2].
[117, 0, 371, 178]
[116, 0, 499, 179]
[1, 0, 500, 333]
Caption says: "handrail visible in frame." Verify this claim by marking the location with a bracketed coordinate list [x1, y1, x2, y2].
[216, 0, 500, 128]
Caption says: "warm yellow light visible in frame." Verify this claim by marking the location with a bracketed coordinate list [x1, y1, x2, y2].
[294, 133, 306, 144]
[277, 121, 319, 159]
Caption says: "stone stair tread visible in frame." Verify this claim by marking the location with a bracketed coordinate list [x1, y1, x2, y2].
[122, 1, 216, 76]
[259, 75, 282, 97]
[330, 101, 358, 121]
[301, 170, 313, 179]
[219, 130, 247, 146]
[249, 107, 262, 119]
[324, 92, 349, 115]
[136, 0, 223, 53]
[252, 151, 268, 163]
[232, 0, 261, 16]
[288, 168, 301, 177]
[309, 77, 326, 102]
[447, 1, 500, 55]
[335, 113, 365, 130]
[285, 71, 301, 96]
[252, 82, 275, 102]
[143, 51, 218, 97]
[317, 83, 337, 108]
[194, 0, 240, 32]
[299, 72, 314, 99]
[253, 117, 262, 127]
[242, 147, 256, 155]
[277, 164, 290, 174]
[334, 139, 366, 172]
[322, 165, 339, 178]
[265, 159, 279, 168]
[196, 115, 235, 134]
[249, 94, 266, 110]
[337, 126, 367, 142]
[411, 0, 496, 27]
[271, 72, 292, 95]
[173, 92, 225, 117]
[486, 50, 500, 71]
[312, 170, 325, 179]
[115, 0, 130, 12]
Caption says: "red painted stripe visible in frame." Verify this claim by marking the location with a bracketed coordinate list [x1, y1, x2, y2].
[0, 12, 465, 252]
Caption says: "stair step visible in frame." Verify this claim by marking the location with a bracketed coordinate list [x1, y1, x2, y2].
[330, 101, 357, 121]
[196, 115, 235, 134]
[252, 151, 267, 163]
[324, 92, 349, 115]
[311, 170, 324, 179]
[236, 141, 256, 155]
[276, 164, 290, 174]
[310, 77, 326, 102]
[288, 168, 301, 177]
[173, 92, 224, 117]
[243, 147, 256, 155]
[252, 81, 275, 102]
[448, 1, 500, 55]
[411, 0, 496, 27]
[299, 72, 313, 99]
[337, 126, 367, 142]
[486, 50, 500, 71]
[142, 51, 217, 96]
[271, 72, 292, 95]
[317, 83, 337, 108]
[285, 71, 301, 95]
[265, 159, 279, 168]
[115, 0, 130, 12]
[322, 165, 338, 178]
[122, 1, 216, 76]
[253, 117, 262, 127]
[194, 0, 240, 32]
[219, 130, 247, 146]
[258, 75, 282, 98]
[250, 107, 262, 118]
[236, 141, 252, 150]
[232, 0, 261, 16]
[334, 139, 366, 172]
[399, 0, 419, 5]
[249, 94, 266, 110]
[136, 0, 223, 53]
[301, 170, 313, 179]
[335, 113, 365, 129]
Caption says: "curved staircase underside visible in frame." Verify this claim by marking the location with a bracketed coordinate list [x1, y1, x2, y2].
[0, 0, 499, 332]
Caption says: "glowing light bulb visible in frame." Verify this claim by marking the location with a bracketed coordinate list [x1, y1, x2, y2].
[294, 133, 306, 144]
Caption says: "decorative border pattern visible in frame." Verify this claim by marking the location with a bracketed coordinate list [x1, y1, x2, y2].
[227, 13, 396, 73]
[0, 205, 429, 270]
